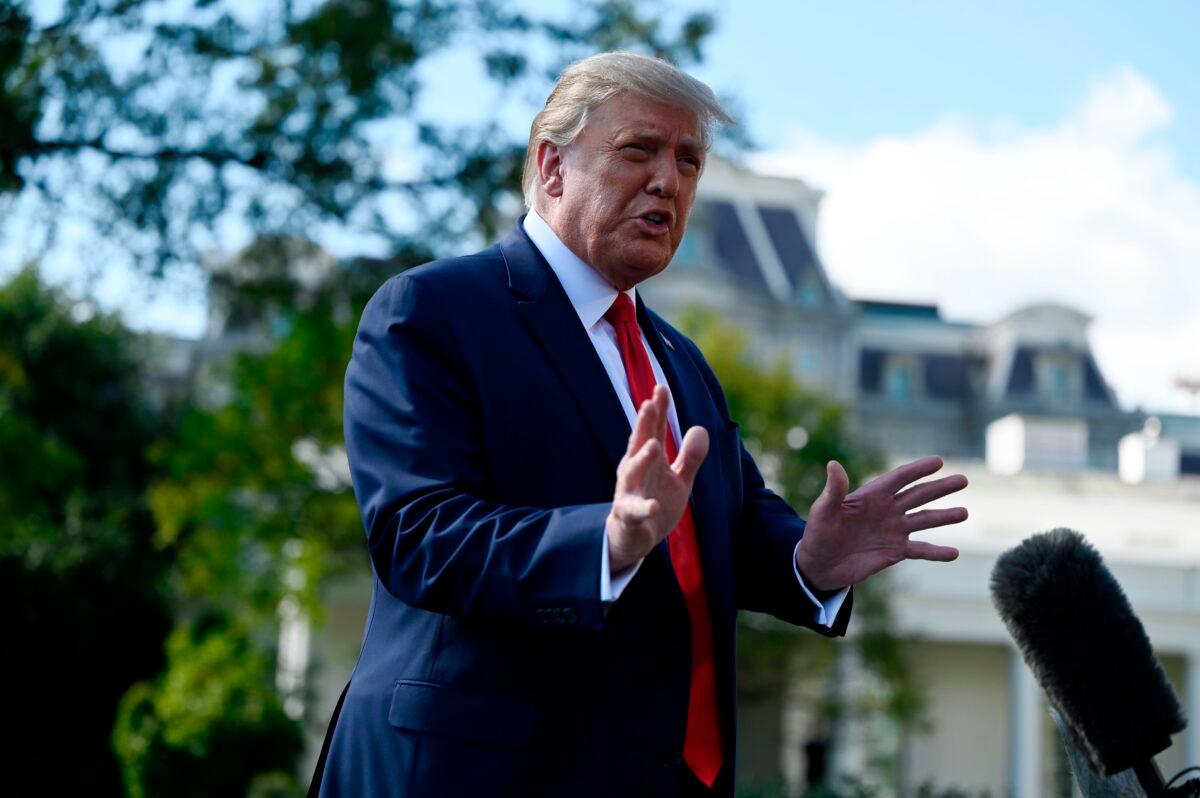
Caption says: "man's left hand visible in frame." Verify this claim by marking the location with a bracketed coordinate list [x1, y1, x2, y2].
[794, 456, 967, 592]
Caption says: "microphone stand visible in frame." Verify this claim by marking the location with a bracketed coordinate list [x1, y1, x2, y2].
[1133, 760, 1168, 798]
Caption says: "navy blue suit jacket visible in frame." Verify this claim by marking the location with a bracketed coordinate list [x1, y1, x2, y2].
[317, 220, 851, 798]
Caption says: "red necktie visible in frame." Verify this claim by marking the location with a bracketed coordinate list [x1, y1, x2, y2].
[604, 293, 723, 787]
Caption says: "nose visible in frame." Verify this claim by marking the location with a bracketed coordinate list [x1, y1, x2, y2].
[645, 153, 679, 198]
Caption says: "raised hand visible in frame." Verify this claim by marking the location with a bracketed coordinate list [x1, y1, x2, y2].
[606, 384, 709, 572]
[794, 456, 967, 592]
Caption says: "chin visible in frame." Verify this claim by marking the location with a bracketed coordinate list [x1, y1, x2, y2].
[618, 260, 669, 288]
[626, 246, 673, 275]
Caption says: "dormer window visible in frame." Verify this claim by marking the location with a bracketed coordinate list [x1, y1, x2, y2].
[1049, 361, 1069, 400]
[884, 355, 920, 403]
[1036, 353, 1080, 403]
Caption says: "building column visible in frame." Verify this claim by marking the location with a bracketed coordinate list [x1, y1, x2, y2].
[1186, 649, 1200, 769]
[830, 644, 867, 782]
[1010, 651, 1043, 798]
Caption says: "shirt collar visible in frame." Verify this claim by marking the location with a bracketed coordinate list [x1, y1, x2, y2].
[522, 210, 637, 330]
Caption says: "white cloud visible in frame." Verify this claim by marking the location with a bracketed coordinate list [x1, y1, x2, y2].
[751, 67, 1200, 414]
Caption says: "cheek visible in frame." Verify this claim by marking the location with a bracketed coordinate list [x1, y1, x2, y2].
[673, 211, 691, 244]
[586, 191, 627, 232]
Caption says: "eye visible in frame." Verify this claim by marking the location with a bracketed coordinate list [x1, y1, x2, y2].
[621, 143, 649, 160]
[679, 155, 701, 174]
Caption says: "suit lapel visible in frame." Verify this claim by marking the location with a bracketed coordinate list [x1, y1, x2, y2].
[638, 300, 735, 625]
[500, 222, 631, 472]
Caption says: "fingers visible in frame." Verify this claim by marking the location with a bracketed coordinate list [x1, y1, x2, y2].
[877, 455, 945, 494]
[905, 540, 959, 562]
[655, 386, 670, 444]
[619, 436, 664, 489]
[613, 493, 659, 524]
[904, 506, 968, 533]
[895, 473, 968, 511]
[626, 385, 668, 456]
[671, 425, 710, 484]
[818, 460, 851, 508]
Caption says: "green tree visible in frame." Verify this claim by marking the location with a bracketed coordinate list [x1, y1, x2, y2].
[1, 0, 719, 278]
[0, 266, 174, 795]
[113, 612, 305, 798]
[113, 245, 405, 796]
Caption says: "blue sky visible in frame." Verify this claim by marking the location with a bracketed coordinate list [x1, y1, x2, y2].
[690, 1, 1199, 181]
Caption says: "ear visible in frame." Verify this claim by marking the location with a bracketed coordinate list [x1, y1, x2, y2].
[536, 140, 565, 198]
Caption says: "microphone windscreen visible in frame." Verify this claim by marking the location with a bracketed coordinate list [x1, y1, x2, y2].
[990, 528, 1185, 776]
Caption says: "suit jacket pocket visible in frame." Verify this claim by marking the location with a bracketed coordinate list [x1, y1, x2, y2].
[387, 680, 536, 750]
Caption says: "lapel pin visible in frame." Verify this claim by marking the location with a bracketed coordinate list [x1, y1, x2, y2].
[662, 334, 675, 351]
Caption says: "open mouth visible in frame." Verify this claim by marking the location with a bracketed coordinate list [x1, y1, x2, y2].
[638, 212, 671, 234]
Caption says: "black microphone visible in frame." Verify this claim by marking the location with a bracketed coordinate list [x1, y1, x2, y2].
[990, 528, 1186, 797]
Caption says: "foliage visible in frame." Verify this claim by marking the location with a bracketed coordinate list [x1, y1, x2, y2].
[1, 0, 720, 279]
[145, 254, 379, 623]
[912, 783, 992, 798]
[113, 612, 305, 798]
[735, 774, 792, 798]
[107, 246, 407, 795]
[0, 266, 173, 795]
[794, 779, 992, 798]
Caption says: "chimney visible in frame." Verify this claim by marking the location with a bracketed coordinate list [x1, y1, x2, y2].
[986, 414, 1089, 475]
[1119, 417, 1181, 484]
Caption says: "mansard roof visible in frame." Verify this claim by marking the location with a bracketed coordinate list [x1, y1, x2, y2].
[686, 157, 847, 312]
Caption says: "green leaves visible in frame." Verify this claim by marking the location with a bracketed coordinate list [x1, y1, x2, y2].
[113, 614, 305, 798]
[0, 265, 174, 794]
[4, 0, 720, 278]
[0, 266, 160, 568]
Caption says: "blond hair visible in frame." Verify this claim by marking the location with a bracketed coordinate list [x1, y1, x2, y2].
[521, 51, 732, 207]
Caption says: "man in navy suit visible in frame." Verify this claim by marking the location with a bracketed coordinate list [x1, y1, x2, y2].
[314, 51, 968, 797]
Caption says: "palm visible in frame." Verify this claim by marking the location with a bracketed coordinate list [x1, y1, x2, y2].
[796, 457, 968, 592]
[607, 385, 709, 572]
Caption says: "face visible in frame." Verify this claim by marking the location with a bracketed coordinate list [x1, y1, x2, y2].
[535, 92, 704, 291]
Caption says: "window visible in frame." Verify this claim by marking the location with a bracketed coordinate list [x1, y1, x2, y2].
[886, 360, 916, 403]
[1048, 361, 1070, 401]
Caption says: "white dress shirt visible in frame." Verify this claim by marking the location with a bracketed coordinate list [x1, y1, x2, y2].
[522, 210, 848, 627]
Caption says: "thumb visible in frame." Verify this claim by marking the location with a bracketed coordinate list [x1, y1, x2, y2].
[818, 460, 850, 508]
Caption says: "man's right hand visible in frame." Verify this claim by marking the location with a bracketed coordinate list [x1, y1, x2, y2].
[606, 384, 710, 573]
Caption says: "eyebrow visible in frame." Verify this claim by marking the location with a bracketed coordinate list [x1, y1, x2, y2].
[615, 129, 703, 152]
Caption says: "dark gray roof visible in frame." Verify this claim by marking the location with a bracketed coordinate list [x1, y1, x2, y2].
[858, 300, 942, 320]
[859, 348, 886, 393]
[859, 348, 974, 400]
[758, 204, 820, 295]
[707, 199, 770, 293]
[1006, 347, 1036, 396]
[1083, 354, 1114, 405]
[923, 354, 973, 400]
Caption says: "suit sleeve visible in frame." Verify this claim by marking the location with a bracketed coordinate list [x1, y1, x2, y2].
[681, 337, 853, 638]
[343, 274, 609, 630]
[730, 439, 852, 637]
